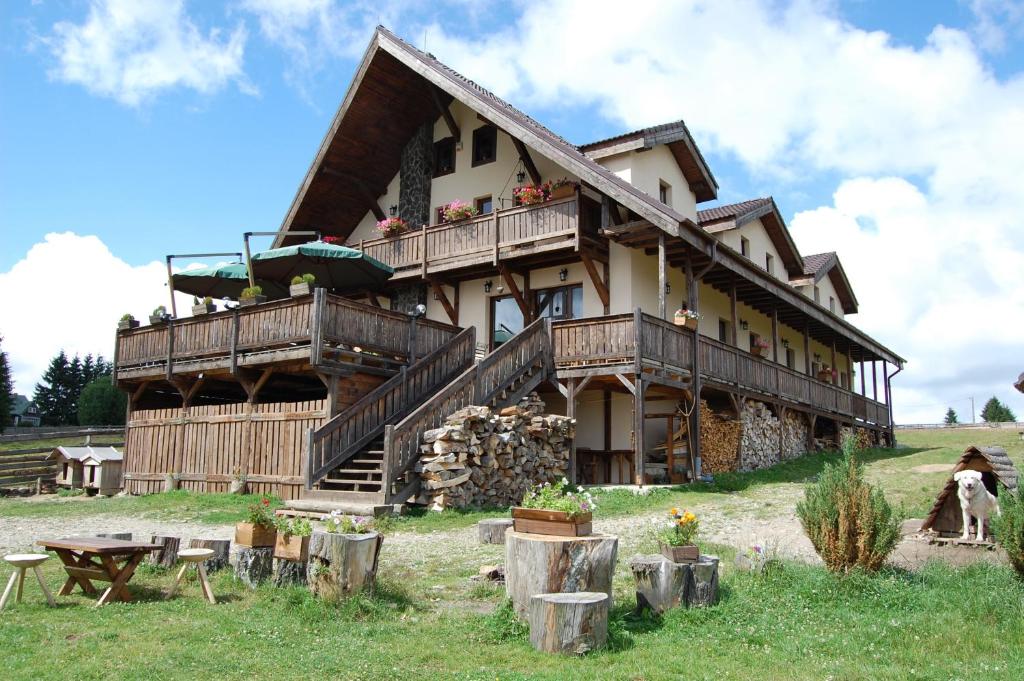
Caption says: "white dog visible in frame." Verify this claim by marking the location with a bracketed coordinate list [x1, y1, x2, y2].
[954, 470, 1000, 541]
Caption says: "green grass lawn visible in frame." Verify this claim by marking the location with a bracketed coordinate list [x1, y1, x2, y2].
[2, 427, 1023, 680]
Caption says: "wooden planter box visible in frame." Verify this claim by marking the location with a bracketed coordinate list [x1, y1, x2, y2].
[117, 319, 140, 331]
[289, 283, 312, 297]
[751, 346, 766, 357]
[674, 315, 698, 330]
[149, 314, 168, 325]
[660, 543, 699, 563]
[512, 508, 592, 537]
[549, 184, 576, 200]
[817, 371, 832, 383]
[235, 522, 276, 548]
[274, 533, 310, 562]
[192, 303, 216, 315]
[239, 295, 267, 308]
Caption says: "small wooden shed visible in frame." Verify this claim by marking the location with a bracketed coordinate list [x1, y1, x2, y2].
[81, 449, 124, 496]
[51, 446, 89, 488]
[920, 446, 1018, 537]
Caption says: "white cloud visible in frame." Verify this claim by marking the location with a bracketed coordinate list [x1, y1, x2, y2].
[0, 233, 194, 395]
[967, 0, 1024, 52]
[419, 0, 1024, 423]
[45, 0, 253, 106]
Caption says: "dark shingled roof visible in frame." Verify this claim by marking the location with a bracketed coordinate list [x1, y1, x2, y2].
[697, 198, 773, 224]
[802, 252, 837, 275]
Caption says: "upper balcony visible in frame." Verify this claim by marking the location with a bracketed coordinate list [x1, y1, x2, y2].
[112, 291, 460, 384]
[355, 193, 581, 280]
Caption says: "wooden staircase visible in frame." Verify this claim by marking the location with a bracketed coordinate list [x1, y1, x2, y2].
[301, 318, 553, 511]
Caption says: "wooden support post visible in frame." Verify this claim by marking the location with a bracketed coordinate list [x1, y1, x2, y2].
[658, 234, 666, 320]
[429, 279, 458, 325]
[165, 256, 178, 318]
[430, 86, 460, 141]
[804, 325, 811, 375]
[830, 341, 837, 381]
[580, 252, 610, 312]
[634, 378, 646, 486]
[771, 308, 779, 363]
[685, 252, 696, 311]
[511, 138, 542, 185]
[498, 264, 530, 321]
[567, 378, 577, 484]
[130, 381, 149, 409]
[872, 360, 878, 401]
[860, 360, 866, 396]
[730, 282, 738, 347]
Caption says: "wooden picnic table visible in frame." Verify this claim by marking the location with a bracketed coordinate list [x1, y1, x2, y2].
[36, 537, 163, 607]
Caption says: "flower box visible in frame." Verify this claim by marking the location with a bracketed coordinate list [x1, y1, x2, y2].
[751, 346, 765, 357]
[235, 522, 276, 547]
[149, 314, 168, 325]
[117, 319, 139, 331]
[192, 303, 216, 316]
[239, 294, 267, 308]
[548, 184, 576, 200]
[674, 314, 698, 330]
[817, 371, 832, 383]
[511, 507, 592, 537]
[660, 543, 699, 563]
[273, 533, 310, 562]
[289, 282, 312, 297]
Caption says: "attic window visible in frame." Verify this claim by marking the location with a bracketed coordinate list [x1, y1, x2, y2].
[829, 296, 836, 313]
[472, 125, 497, 166]
[658, 181, 671, 206]
[814, 286, 820, 304]
[433, 137, 456, 178]
[740, 237, 750, 257]
[765, 253, 774, 276]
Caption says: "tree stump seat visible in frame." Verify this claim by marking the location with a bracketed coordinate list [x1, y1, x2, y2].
[528, 592, 609, 655]
[629, 554, 720, 613]
[235, 547, 273, 588]
[478, 518, 514, 545]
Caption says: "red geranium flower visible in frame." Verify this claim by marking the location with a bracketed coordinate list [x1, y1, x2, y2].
[322, 235, 339, 244]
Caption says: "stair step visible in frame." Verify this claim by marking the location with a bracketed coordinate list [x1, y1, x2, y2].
[322, 478, 382, 488]
[328, 468, 382, 477]
[351, 458, 381, 465]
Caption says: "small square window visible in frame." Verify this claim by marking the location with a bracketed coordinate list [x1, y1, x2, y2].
[472, 125, 497, 166]
[475, 195, 493, 214]
[718, 319, 730, 343]
[765, 253, 774, 275]
[740, 237, 750, 257]
[433, 137, 456, 177]
[658, 181, 671, 205]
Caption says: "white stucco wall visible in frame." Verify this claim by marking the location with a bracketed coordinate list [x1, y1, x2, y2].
[592, 146, 698, 221]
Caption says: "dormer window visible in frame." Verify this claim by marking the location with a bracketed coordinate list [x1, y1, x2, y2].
[765, 253, 774, 275]
[433, 137, 456, 177]
[740, 237, 750, 257]
[658, 181, 671, 206]
[472, 125, 497, 166]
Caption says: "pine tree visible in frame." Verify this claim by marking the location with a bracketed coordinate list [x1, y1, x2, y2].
[944, 408, 958, 425]
[981, 397, 1017, 423]
[33, 351, 75, 425]
[0, 335, 13, 433]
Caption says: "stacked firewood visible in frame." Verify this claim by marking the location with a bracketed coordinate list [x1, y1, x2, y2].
[738, 401, 809, 470]
[839, 426, 874, 450]
[413, 395, 574, 511]
[698, 401, 742, 474]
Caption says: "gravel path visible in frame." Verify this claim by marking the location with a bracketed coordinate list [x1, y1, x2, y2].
[0, 515, 236, 554]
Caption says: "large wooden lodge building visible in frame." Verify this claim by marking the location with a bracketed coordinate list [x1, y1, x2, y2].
[114, 27, 903, 508]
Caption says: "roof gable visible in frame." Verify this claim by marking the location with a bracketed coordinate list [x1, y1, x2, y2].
[793, 252, 859, 314]
[697, 197, 803, 276]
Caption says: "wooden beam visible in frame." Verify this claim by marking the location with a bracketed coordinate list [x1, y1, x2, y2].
[615, 373, 636, 395]
[363, 289, 382, 308]
[771, 308, 779, 364]
[429, 279, 458, 325]
[511, 137, 542, 185]
[634, 378, 646, 485]
[658, 234, 666, 320]
[804, 324, 811, 375]
[497, 264, 529, 320]
[580, 252, 610, 311]
[237, 368, 274, 403]
[730, 281, 738, 347]
[322, 167, 386, 221]
[130, 381, 150, 408]
[430, 86, 460, 141]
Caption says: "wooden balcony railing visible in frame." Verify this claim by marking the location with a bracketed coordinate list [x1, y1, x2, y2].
[113, 291, 461, 380]
[550, 314, 890, 427]
[358, 194, 580, 278]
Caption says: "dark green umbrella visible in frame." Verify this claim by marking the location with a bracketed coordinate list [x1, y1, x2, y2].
[250, 241, 393, 292]
[171, 262, 288, 300]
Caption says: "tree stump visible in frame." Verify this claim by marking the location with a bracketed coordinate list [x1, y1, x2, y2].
[95, 533, 132, 541]
[478, 518, 514, 545]
[189, 538, 231, 573]
[630, 555, 690, 614]
[235, 547, 273, 588]
[148, 535, 181, 568]
[528, 592, 608, 655]
[505, 531, 618, 618]
[307, 531, 383, 602]
[273, 558, 307, 587]
[688, 555, 720, 607]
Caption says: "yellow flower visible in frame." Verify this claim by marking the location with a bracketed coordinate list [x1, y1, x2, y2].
[683, 511, 696, 523]
[669, 507, 679, 516]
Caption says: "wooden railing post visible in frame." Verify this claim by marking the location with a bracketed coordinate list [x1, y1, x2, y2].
[409, 314, 418, 364]
[304, 426, 315, 490]
[229, 309, 240, 374]
[310, 287, 324, 366]
[165, 319, 175, 381]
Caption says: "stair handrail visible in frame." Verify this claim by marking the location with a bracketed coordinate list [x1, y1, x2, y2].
[306, 326, 476, 487]
[381, 317, 550, 503]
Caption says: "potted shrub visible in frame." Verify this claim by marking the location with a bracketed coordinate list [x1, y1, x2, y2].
[149, 305, 169, 325]
[239, 285, 266, 307]
[659, 507, 700, 563]
[273, 516, 313, 561]
[375, 216, 409, 238]
[673, 309, 699, 330]
[118, 313, 139, 331]
[442, 200, 480, 223]
[512, 477, 596, 536]
[513, 182, 548, 206]
[289, 273, 316, 297]
[548, 178, 578, 200]
[751, 336, 770, 357]
[192, 296, 216, 316]
[235, 496, 277, 547]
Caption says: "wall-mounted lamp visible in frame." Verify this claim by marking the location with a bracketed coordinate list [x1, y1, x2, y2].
[409, 303, 427, 318]
[740, 319, 749, 330]
[781, 339, 790, 348]
[665, 282, 671, 295]
[516, 169, 526, 184]
[484, 280, 493, 293]
[559, 268, 568, 282]
[389, 205, 398, 217]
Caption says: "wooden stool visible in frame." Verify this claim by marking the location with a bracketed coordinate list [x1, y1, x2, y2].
[1, 554, 56, 609]
[166, 548, 216, 604]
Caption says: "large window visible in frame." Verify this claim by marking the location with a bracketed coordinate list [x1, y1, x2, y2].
[433, 137, 456, 177]
[490, 295, 524, 348]
[472, 125, 497, 166]
[490, 284, 582, 348]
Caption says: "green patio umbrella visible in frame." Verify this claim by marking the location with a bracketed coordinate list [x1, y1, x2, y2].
[171, 262, 288, 300]
[250, 241, 393, 292]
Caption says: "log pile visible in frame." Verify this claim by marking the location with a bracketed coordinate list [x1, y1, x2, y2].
[413, 397, 574, 511]
[738, 401, 808, 471]
[698, 401, 741, 474]
[839, 426, 874, 450]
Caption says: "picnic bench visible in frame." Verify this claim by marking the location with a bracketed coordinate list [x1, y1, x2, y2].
[36, 536, 162, 607]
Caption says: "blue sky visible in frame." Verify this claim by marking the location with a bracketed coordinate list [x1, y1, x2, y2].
[1, 0, 1023, 424]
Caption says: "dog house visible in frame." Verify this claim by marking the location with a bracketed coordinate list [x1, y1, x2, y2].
[81, 449, 123, 496]
[50, 446, 122, 492]
[920, 446, 1018, 537]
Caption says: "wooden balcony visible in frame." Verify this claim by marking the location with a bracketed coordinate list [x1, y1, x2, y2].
[551, 313, 890, 427]
[357, 194, 580, 280]
[112, 291, 461, 383]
